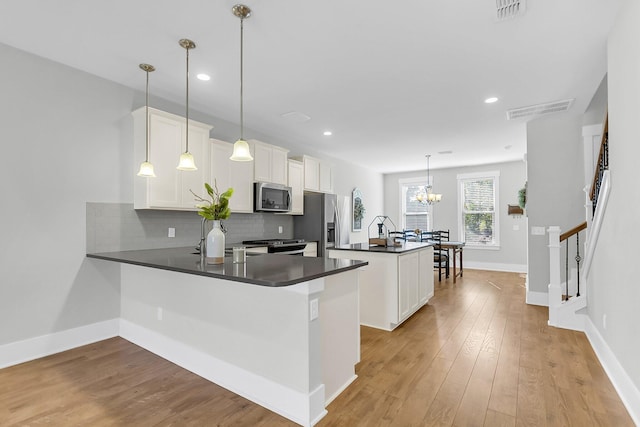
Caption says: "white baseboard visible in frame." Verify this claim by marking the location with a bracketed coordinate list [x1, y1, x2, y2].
[0, 319, 119, 369]
[526, 290, 549, 306]
[325, 374, 357, 405]
[119, 319, 325, 427]
[584, 317, 640, 426]
[463, 261, 527, 273]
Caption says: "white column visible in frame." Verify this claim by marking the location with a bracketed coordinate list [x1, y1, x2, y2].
[547, 226, 562, 326]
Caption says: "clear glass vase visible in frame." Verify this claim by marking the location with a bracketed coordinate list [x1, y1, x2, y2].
[206, 220, 225, 264]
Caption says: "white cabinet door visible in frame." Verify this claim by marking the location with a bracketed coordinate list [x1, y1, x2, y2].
[319, 161, 333, 193]
[418, 247, 434, 305]
[398, 252, 420, 322]
[288, 159, 304, 215]
[303, 242, 318, 257]
[250, 139, 289, 185]
[302, 155, 320, 192]
[210, 138, 253, 214]
[271, 146, 289, 185]
[181, 123, 210, 209]
[253, 141, 272, 183]
[146, 112, 182, 208]
[134, 107, 212, 210]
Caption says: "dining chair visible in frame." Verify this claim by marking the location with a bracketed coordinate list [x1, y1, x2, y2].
[420, 231, 449, 281]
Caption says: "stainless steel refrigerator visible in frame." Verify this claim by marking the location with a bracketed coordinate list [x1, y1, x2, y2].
[293, 193, 350, 257]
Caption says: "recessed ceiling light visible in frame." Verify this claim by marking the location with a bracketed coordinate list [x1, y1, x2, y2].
[484, 97, 499, 104]
[197, 73, 211, 81]
[323, 131, 332, 136]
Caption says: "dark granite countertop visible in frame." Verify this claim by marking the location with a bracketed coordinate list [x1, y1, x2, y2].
[331, 241, 433, 254]
[87, 247, 367, 287]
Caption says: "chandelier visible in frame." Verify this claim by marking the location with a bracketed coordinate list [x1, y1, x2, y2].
[415, 154, 442, 205]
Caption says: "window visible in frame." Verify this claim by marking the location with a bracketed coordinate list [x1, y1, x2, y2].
[457, 171, 500, 247]
[399, 178, 431, 232]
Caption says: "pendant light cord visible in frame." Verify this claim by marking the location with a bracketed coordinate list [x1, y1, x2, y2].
[240, 16, 245, 141]
[185, 45, 190, 152]
[145, 69, 150, 162]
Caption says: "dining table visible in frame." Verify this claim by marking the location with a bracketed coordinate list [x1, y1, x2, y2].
[438, 240, 465, 283]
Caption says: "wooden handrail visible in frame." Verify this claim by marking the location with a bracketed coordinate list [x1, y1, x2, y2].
[560, 221, 587, 242]
[589, 113, 608, 200]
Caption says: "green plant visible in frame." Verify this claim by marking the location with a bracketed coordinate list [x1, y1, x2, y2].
[191, 180, 234, 220]
[518, 182, 527, 209]
[353, 197, 365, 220]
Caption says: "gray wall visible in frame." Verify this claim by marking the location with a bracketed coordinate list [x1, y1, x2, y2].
[590, 0, 640, 393]
[384, 160, 527, 271]
[0, 42, 383, 346]
[525, 114, 586, 295]
[583, 75, 608, 126]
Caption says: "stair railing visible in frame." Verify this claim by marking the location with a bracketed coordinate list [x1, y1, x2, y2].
[583, 114, 610, 278]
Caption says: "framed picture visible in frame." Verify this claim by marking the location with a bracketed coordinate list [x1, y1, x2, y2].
[352, 188, 365, 231]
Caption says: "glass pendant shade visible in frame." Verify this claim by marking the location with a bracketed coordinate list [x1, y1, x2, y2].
[230, 139, 253, 161]
[137, 161, 156, 177]
[177, 151, 197, 170]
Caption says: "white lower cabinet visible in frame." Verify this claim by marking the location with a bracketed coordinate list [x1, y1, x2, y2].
[209, 138, 254, 213]
[133, 107, 212, 210]
[328, 246, 434, 331]
[398, 252, 420, 322]
[303, 242, 318, 257]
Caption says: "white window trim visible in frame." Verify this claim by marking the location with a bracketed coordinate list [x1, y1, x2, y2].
[456, 170, 500, 249]
[399, 177, 433, 231]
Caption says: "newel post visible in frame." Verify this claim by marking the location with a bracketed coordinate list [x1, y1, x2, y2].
[548, 226, 562, 326]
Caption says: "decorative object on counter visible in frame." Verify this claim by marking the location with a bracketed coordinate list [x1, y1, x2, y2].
[352, 188, 365, 231]
[518, 182, 527, 208]
[508, 204, 524, 217]
[229, 4, 254, 162]
[192, 181, 234, 264]
[368, 215, 400, 247]
[137, 63, 156, 178]
[414, 154, 442, 205]
[177, 38, 198, 171]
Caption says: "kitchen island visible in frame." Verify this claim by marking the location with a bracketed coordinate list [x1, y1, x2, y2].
[87, 247, 367, 427]
[328, 242, 434, 331]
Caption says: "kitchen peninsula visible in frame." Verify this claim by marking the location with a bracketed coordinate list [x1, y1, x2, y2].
[87, 247, 367, 427]
[328, 242, 434, 331]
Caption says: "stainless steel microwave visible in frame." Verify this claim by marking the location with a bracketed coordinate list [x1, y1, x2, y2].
[254, 182, 292, 213]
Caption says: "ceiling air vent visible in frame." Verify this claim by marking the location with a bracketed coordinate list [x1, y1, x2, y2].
[506, 99, 574, 120]
[496, 0, 526, 21]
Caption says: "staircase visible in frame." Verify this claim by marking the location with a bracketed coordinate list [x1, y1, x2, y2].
[547, 115, 609, 331]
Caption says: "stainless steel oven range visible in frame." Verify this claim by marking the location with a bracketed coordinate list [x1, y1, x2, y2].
[242, 239, 307, 255]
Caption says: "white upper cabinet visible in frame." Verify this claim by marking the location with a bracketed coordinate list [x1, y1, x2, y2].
[319, 161, 333, 193]
[292, 155, 333, 194]
[209, 138, 254, 214]
[133, 107, 212, 210]
[288, 159, 304, 215]
[250, 139, 289, 185]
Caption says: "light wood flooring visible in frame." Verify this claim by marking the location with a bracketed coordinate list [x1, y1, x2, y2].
[0, 270, 633, 426]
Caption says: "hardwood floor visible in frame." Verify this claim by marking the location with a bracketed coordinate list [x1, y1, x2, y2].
[0, 270, 633, 426]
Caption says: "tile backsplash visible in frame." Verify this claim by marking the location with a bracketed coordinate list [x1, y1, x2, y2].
[86, 202, 294, 253]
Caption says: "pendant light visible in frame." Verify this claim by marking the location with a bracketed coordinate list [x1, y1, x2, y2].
[416, 155, 442, 205]
[137, 63, 156, 177]
[229, 4, 254, 161]
[425, 154, 442, 204]
[177, 38, 198, 171]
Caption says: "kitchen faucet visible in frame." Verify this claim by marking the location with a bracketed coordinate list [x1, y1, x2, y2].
[197, 217, 207, 257]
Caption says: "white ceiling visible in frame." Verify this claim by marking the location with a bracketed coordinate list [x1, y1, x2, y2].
[0, 0, 619, 173]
